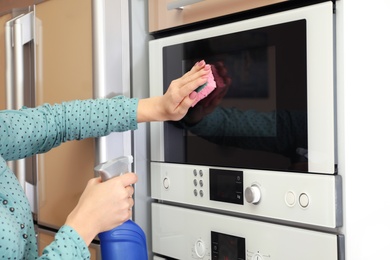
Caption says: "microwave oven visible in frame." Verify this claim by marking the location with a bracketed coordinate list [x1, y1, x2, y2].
[149, 1, 341, 228]
[149, 1, 335, 175]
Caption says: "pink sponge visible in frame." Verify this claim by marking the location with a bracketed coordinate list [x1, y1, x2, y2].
[191, 66, 217, 107]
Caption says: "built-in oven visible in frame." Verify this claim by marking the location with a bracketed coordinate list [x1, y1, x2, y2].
[149, 1, 342, 259]
[152, 203, 340, 260]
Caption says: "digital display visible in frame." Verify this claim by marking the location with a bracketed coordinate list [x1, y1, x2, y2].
[210, 169, 243, 205]
[211, 231, 245, 260]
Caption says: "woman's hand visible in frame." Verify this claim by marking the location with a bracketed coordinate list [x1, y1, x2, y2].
[65, 173, 138, 245]
[183, 62, 231, 125]
[137, 60, 211, 122]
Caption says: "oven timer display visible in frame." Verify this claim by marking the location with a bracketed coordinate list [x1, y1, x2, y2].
[209, 168, 244, 205]
[211, 231, 245, 260]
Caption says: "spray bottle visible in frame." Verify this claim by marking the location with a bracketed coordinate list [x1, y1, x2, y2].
[94, 156, 148, 260]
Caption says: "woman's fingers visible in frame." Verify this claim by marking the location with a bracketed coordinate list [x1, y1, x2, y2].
[118, 172, 138, 187]
[177, 60, 210, 93]
[181, 60, 206, 79]
[180, 64, 210, 94]
[174, 64, 211, 109]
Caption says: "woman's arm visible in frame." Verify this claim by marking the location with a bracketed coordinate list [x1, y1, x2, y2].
[137, 60, 210, 122]
[0, 61, 209, 161]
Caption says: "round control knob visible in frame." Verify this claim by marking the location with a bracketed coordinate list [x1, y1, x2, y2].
[194, 239, 206, 258]
[163, 177, 170, 189]
[245, 184, 261, 204]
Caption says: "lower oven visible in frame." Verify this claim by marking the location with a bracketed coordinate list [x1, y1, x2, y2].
[152, 203, 342, 260]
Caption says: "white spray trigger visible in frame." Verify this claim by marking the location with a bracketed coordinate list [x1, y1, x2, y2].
[94, 155, 133, 182]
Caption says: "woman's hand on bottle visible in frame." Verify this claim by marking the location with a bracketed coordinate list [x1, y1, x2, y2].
[65, 173, 138, 245]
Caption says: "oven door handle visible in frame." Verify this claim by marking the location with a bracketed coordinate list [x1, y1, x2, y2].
[167, 0, 205, 10]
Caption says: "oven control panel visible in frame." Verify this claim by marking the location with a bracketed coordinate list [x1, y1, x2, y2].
[152, 203, 341, 260]
[151, 162, 342, 228]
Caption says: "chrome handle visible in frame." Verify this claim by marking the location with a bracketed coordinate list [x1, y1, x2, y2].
[167, 0, 205, 10]
[13, 11, 34, 192]
[5, 11, 35, 193]
[5, 14, 24, 111]
[92, 0, 132, 170]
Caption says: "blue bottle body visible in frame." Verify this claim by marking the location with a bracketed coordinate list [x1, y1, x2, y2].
[99, 220, 148, 260]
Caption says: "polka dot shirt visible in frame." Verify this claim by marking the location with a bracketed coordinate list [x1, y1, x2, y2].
[0, 96, 138, 259]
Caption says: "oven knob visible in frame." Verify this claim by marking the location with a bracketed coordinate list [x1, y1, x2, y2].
[194, 239, 206, 258]
[245, 184, 261, 204]
[163, 177, 170, 189]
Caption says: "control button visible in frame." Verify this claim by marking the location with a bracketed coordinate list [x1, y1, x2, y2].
[285, 191, 296, 206]
[251, 253, 263, 260]
[199, 170, 203, 177]
[199, 180, 204, 187]
[193, 169, 197, 177]
[163, 177, 170, 189]
[199, 190, 204, 197]
[194, 189, 198, 196]
[299, 193, 310, 208]
[194, 239, 206, 258]
[193, 179, 198, 187]
[245, 184, 261, 204]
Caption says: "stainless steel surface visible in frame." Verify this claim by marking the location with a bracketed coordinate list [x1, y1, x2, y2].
[129, 0, 152, 258]
[4, 9, 36, 213]
[92, 0, 131, 166]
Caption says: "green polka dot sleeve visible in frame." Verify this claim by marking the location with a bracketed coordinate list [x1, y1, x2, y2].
[40, 225, 90, 259]
[0, 95, 139, 161]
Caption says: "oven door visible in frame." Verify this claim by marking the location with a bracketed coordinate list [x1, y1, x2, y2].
[149, 1, 335, 175]
[152, 203, 342, 260]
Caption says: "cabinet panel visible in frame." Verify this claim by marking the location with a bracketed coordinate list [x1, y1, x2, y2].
[149, 0, 287, 32]
[35, 0, 95, 229]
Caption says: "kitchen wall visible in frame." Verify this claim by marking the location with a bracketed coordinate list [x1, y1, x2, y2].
[337, 0, 390, 259]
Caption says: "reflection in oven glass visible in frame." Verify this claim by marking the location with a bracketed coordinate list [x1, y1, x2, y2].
[163, 20, 308, 172]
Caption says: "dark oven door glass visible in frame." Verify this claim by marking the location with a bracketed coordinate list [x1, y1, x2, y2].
[163, 20, 308, 172]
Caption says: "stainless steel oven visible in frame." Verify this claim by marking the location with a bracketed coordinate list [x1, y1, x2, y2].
[149, 1, 343, 259]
